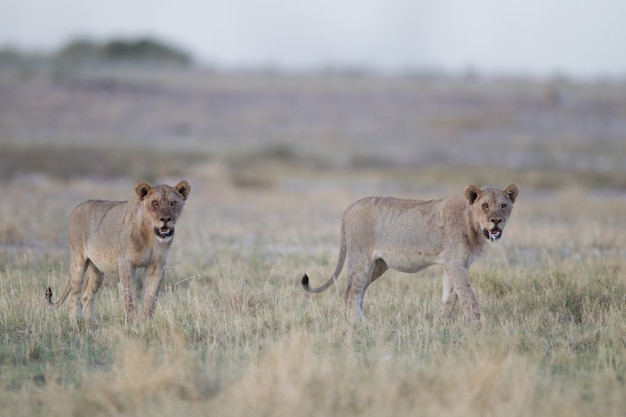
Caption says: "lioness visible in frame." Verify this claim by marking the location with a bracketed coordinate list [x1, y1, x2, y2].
[46, 180, 191, 322]
[302, 184, 519, 324]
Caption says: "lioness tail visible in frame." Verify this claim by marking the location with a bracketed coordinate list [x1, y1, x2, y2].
[45, 282, 71, 307]
[301, 217, 347, 293]
[301, 272, 340, 293]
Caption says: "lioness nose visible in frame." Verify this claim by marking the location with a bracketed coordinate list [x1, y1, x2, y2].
[491, 218, 502, 225]
[160, 217, 172, 223]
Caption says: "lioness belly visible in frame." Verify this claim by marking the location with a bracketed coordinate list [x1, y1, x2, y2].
[373, 217, 445, 273]
[85, 248, 119, 274]
[380, 248, 444, 273]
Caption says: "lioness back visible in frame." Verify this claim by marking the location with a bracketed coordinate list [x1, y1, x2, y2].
[344, 197, 446, 254]
[69, 200, 126, 274]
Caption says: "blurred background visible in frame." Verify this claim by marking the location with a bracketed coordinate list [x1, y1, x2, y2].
[1, 0, 625, 191]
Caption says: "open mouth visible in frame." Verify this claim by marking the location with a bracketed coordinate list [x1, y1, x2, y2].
[483, 228, 502, 242]
[154, 226, 174, 241]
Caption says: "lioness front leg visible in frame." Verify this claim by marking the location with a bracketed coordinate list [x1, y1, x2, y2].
[118, 260, 137, 322]
[142, 262, 166, 319]
[441, 271, 458, 320]
[445, 264, 481, 325]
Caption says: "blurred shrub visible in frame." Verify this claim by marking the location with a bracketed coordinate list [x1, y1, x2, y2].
[0, 47, 48, 74]
[55, 37, 192, 67]
[101, 38, 191, 65]
[0, 48, 22, 66]
[54, 39, 101, 65]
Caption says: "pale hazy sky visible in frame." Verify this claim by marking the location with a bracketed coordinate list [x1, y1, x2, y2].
[1, 0, 625, 79]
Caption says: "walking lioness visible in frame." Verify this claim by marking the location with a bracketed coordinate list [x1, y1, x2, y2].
[302, 184, 519, 324]
[46, 180, 191, 322]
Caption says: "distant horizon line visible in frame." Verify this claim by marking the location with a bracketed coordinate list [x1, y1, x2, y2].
[1, 40, 624, 84]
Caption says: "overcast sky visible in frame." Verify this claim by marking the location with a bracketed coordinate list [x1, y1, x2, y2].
[1, 0, 625, 79]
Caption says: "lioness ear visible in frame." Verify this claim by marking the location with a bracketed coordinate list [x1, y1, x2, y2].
[465, 185, 482, 205]
[503, 184, 519, 203]
[135, 182, 152, 200]
[175, 180, 191, 200]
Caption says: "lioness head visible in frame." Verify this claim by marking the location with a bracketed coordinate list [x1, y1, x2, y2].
[135, 180, 191, 243]
[465, 184, 519, 243]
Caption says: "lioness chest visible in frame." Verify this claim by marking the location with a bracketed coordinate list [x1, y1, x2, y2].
[345, 197, 448, 273]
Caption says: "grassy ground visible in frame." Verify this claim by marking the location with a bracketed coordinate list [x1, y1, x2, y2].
[1, 70, 625, 416]
[1, 175, 625, 417]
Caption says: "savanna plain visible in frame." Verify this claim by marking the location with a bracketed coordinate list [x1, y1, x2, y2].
[1, 68, 626, 416]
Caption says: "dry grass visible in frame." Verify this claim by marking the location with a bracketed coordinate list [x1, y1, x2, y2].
[1, 173, 626, 417]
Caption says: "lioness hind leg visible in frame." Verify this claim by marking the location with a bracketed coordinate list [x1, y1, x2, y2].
[68, 253, 89, 319]
[81, 262, 104, 321]
[369, 259, 388, 284]
[345, 258, 387, 322]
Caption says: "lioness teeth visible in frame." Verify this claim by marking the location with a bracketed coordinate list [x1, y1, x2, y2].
[489, 230, 501, 242]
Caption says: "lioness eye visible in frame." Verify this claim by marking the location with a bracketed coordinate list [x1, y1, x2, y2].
[151, 200, 158, 207]
[501, 203, 508, 209]
[481, 203, 489, 210]
[170, 201, 177, 206]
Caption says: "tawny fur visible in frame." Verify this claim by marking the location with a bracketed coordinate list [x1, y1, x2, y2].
[302, 184, 519, 325]
[47, 180, 191, 322]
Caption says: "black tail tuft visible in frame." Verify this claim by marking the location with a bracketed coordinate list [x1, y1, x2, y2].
[45, 287, 53, 304]
[301, 274, 309, 287]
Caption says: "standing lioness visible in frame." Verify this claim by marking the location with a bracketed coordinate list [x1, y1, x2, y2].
[47, 180, 191, 322]
[302, 184, 519, 325]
